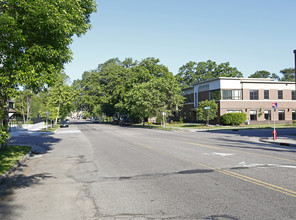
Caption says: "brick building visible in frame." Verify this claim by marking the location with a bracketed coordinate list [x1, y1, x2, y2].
[181, 77, 296, 124]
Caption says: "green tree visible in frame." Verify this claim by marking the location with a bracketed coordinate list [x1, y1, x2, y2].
[0, 0, 96, 146]
[280, 68, 295, 81]
[248, 70, 271, 78]
[176, 60, 243, 87]
[40, 74, 75, 124]
[196, 100, 218, 125]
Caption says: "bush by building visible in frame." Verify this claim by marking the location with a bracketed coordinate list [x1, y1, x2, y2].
[220, 113, 247, 126]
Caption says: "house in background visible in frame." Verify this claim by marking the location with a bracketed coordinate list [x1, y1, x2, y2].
[181, 77, 296, 124]
[8, 100, 16, 119]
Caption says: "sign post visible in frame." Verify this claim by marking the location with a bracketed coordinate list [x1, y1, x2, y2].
[162, 112, 166, 128]
[204, 107, 211, 126]
[272, 103, 277, 140]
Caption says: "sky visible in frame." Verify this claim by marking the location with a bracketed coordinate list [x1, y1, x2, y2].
[64, 0, 296, 82]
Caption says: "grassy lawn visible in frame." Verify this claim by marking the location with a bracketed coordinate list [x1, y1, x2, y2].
[135, 123, 296, 131]
[0, 145, 31, 176]
[40, 124, 60, 132]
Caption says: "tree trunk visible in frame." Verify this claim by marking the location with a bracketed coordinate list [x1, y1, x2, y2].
[26, 93, 32, 123]
[55, 102, 61, 125]
[21, 98, 25, 124]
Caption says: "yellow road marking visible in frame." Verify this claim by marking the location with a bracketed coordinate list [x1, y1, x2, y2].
[187, 142, 296, 163]
[135, 142, 296, 197]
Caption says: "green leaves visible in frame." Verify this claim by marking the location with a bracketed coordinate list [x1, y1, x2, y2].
[176, 60, 243, 87]
[196, 100, 218, 123]
[0, 0, 97, 95]
[75, 57, 185, 121]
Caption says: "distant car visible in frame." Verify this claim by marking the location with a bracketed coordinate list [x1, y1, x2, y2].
[93, 118, 100, 123]
[119, 118, 131, 126]
[111, 117, 120, 125]
[60, 120, 69, 128]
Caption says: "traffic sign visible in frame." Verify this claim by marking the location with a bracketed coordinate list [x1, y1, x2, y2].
[272, 102, 277, 108]
[204, 107, 211, 110]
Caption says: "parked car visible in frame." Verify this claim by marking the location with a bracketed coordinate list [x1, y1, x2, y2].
[92, 118, 100, 123]
[119, 117, 131, 126]
[111, 117, 120, 125]
[60, 120, 69, 128]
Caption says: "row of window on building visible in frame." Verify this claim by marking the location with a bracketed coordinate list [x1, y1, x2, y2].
[208, 90, 296, 100]
[227, 110, 296, 121]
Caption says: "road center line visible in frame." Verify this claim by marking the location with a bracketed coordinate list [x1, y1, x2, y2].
[135, 142, 296, 198]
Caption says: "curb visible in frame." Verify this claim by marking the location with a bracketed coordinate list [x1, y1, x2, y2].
[0, 150, 32, 185]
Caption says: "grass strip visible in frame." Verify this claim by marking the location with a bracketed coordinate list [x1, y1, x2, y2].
[0, 145, 31, 176]
[40, 125, 60, 132]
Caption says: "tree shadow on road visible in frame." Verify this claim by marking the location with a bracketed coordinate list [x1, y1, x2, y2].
[8, 132, 62, 154]
[0, 172, 54, 220]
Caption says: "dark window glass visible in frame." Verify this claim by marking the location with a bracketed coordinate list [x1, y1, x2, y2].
[264, 90, 269, 99]
[9, 102, 14, 109]
[292, 111, 296, 120]
[250, 90, 258, 100]
[264, 110, 271, 120]
[222, 90, 232, 100]
[292, 91, 296, 100]
[210, 90, 221, 100]
[222, 90, 241, 100]
[278, 90, 283, 99]
[250, 110, 257, 120]
[278, 110, 285, 120]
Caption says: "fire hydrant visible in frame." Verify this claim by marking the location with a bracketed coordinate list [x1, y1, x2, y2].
[272, 130, 277, 140]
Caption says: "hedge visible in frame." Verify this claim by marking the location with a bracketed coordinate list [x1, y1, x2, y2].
[220, 113, 247, 125]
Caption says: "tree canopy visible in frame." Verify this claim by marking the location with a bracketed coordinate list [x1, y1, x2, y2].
[280, 68, 295, 82]
[0, 0, 96, 146]
[175, 60, 243, 87]
[75, 57, 184, 123]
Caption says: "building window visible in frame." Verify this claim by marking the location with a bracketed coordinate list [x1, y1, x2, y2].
[278, 110, 285, 120]
[264, 90, 269, 99]
[210, 90, 221, 100]
[278, 90, 283, 99]
[292, 111, 296, 120]
[222, 90, 241, 100]
[9, 102, 14, 109]
[250, 110, 257, 121]
[227, 110, 242, 113]
[264, 110, 271, 120]
[292, 91, 296, 100]
[250, 90, 258, 100]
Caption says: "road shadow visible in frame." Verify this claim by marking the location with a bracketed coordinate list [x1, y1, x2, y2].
[8, 132, 61, 154]
[0, 172, 54, 220]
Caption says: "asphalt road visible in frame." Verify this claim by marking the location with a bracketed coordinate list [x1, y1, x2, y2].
[1, 121, 296, 219]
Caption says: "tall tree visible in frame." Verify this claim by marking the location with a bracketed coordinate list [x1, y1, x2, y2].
[248, 70, 271, 78]
[280, 68, 295, 81]
[0, 0, 96, 146]
[176, 60, 243, 87]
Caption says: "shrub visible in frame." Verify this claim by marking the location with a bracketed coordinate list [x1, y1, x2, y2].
[0, 126, 10, 149]
[220, 113, 247, 126]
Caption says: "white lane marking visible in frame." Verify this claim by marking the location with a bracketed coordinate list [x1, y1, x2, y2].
[237, 161, 296, 169]
[212, 152, 235, 157]
[202, 152, 234, 157]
